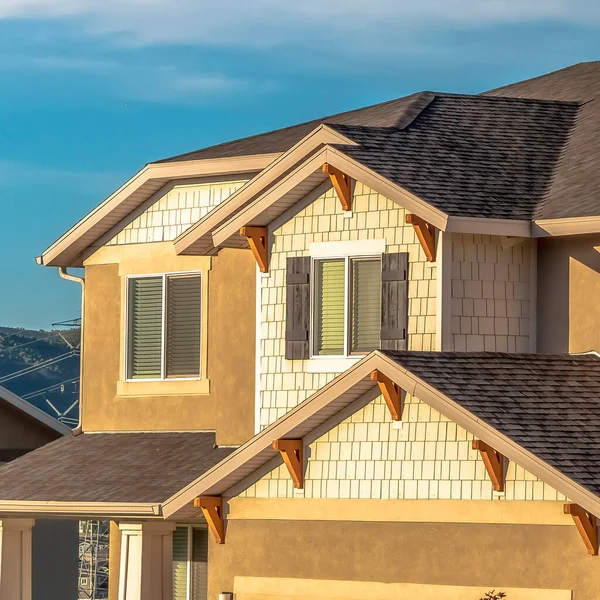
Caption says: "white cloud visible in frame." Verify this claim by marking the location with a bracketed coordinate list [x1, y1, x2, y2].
[1, 0, 598, 48]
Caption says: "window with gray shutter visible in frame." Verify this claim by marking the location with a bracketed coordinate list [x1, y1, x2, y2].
[127, 272, 202, 380]
[166, 275, 202, 378]
[285, 256, 311, 360]
[350, 258, 382, 353]
[128, 277, 163, 379]
[380, 252, 408, 350]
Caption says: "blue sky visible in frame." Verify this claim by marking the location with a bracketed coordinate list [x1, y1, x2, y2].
[0, 0, 598, 329]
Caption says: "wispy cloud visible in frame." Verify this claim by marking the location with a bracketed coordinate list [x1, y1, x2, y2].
[0, 0, 598, 49]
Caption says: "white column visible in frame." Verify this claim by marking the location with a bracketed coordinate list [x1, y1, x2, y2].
[0, 518, 34, 600]
[118, 522, 175, 600]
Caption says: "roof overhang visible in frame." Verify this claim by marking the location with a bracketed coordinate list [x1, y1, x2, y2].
[208, 145, 451, 251]
[173, 125, 360, 255]
[0, 500, 161, 519]
[533, 216, 600, 237]
[38, 154, 279, 268]
[162, 351, 600, 520]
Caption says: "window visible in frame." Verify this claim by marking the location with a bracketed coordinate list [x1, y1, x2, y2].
[126, 273, 202, 380]
[173, 526, 208, 600]
[313, 256, 382, 357]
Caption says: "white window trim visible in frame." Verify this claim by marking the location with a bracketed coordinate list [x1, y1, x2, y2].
[309, 238, 386, 258]
[124, 270, 203, 382]
[310, 253, 382, 360]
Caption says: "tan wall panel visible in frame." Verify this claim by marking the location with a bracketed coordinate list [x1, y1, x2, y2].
[537, 234, 600, 353]
[0, 403, 57, 450]
[81, 245, 255, 443]
[209, 519, 600, 600]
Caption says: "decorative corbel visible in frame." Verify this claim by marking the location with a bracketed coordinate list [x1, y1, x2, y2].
[322, 163, 352, 211]
[272, 439, 304, 489]
[194, 496, 225, 544]
[370, 369, 403, 421]
[405, 214, 436, 261]
[240, 226, 269, 273]
[564, 503, 598, 555]
[472, 440, 505, 492]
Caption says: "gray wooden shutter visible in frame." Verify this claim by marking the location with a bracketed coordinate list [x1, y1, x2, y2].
[285, 256, 311, 360]
[166, 274, 202, 378]
[380, 252, 408, 351]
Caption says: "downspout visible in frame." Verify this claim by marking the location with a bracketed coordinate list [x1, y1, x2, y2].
[58, 267, 85, 435]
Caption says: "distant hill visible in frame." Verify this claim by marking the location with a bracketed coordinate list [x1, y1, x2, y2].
[0, 326, 80, 426]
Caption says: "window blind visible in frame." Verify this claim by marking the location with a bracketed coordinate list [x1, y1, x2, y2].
[172, 527, 189, 600]
[314, 259, 345, 355]
[350, 258, 382, 353]
[166, 275, 202, 378]
[127, 277, 163, 379]
[190, 528, 209, 600]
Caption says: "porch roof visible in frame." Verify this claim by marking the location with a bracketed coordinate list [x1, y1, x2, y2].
[0, 431, 233, 517]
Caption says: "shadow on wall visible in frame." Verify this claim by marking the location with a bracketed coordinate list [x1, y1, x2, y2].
[537, 234, 600, 353]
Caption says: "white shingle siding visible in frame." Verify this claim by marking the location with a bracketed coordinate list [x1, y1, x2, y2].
[450, 234, 531, 352]
[259, 183, 437, 429]
[240, 393, 566, 502]
[107, 180, 247, 245]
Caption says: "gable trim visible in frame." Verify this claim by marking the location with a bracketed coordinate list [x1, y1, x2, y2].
[162, 351, 600, 520]
[39, 154, 276, 268]
[173, 125, 359, 256]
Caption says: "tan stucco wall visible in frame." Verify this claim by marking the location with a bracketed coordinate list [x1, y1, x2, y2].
[209, 518, 600, 600]
[81, 244, 255, 444]
[537, 234, 600, 353]
[0, 402, 57, 450]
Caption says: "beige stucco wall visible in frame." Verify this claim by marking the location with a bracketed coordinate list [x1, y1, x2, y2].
[537, 234, 600, 353]
[208, 518, 600, 600]
[81, 243, 256, 445]
[259, 183, 437, 429]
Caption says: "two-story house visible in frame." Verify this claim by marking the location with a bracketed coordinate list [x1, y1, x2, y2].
[0, 61, 599, 600]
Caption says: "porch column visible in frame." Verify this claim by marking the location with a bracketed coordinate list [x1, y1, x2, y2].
[0, 518, 34, 600]
[118, 522, 176, 600]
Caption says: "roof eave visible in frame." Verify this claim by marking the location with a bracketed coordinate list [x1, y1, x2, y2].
[533, 216, 600, 237]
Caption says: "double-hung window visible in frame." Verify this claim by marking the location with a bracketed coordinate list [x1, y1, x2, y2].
[173, 526, 208, 600]
[313, 256, 382, 356]
[126, 273, 202, 380]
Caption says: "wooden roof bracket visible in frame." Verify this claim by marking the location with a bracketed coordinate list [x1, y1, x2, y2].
[370, 369, 403, 421]
[240, 226, 269, 273]
[406, 214, 436, 261]
[272, 439, 304, 489]
[194, 496, 225, 544]
[322, 163, 352, 211]
[472, 440, 505, 492]
[564, 503, 598, 555]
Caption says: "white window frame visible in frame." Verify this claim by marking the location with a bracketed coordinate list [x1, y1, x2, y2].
[124, 270, 203, 382]
[310, 253, 382, 359]
[173, 524, 208, 600]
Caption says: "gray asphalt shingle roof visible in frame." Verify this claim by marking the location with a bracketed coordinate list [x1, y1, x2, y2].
[0, 431, 234, 504]
[383, 351, 600, 497]
[155, 61, 600, 221]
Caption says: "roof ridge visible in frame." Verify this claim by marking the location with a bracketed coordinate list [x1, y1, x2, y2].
[152, 91, 426, 164]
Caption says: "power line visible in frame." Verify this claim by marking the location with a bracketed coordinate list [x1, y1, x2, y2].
[0, 350, 79, 384]
[21, 376, 79, 401]
[0, 331, 62, 356]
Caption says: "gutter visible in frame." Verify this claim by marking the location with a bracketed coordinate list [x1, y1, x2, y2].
[57, 267, 85, 435]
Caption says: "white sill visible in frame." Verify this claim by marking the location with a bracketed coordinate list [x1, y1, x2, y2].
[117, 378, 210, 397]
[306, 356, 363, 373]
